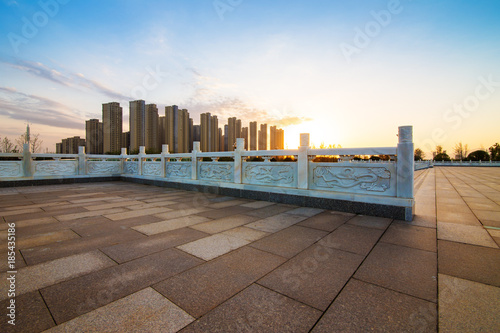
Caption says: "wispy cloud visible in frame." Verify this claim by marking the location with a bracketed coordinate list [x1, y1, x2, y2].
[0, 87, 86, 130]
[4, 59, 130, 101]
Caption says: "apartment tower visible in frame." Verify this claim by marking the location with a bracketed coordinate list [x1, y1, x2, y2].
[85, 119, 103, 154]
[102, 102, 122, 154]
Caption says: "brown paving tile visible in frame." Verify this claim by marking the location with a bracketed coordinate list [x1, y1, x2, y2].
[206, 199, 249, 209]
[40, 248, 203, 324]
[355, 243, 437, 302]
[438, 240, 500, 287]
[17, 229, 80, 249]
[250, 225, 327, 258]
[11, 216, 59, 228]
[101, 227, 209, 263]
[0, 249, 26, 272]
[436, 209, 479, 225]
[104, 207, 172, 221]
[0, 291, 55, 333]
[70, 221, 130, 238]
[195, 205, 254, 220]
[180, 284, 321, 333]
[55, 208, 128, 222]
[381, 221, 437, 252]
[318, 224, 384, 256]
[243, 204, 295, 219]
[190, 214, 259, 234]
[347, 215, 392, 230]
[258, 245, 364, 311]
[474, 210, 500, 228]
[154, 207, 214, 220]
[312, 279, 437, 333]
[4, 208, 86, 223]
[298, 211, 355, 232]
[154, 246, 286, 318]
[21, 229, 145, 265]
[108, 214, 164, 228]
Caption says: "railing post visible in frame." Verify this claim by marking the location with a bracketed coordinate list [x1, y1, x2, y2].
[192, 142, 200, 180]
[161, 144, 169, 178]
[78, 146, 86, 175]
[397, 126, 414, 199]
[138, 146, 145, 176]
[298, 133, 309, 189]
[234, 138, 245, 184]
[120, 148, 127, 174]
[22, 144, 32, 177]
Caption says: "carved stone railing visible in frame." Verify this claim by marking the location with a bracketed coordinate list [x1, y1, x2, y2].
[0, 126, 416, 220]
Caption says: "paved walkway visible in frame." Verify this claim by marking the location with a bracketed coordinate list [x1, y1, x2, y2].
[0, 167, 498, 332]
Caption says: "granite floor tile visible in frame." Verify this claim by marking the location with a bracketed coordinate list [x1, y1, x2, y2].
[132, 215, 211, 236]
[381, 222, 437, 252]
[17, 229, 80, 249]
[464, 199, 500, 211]
[298, 211, 355, 232]
[196, 206, 254, 219]
[221, 226, 269, 242]
[438, 240, 500, 287]
[239, 201, 276, 209]
[177, 234, 251, 260]
[319, 224, 384, 256]
[104, 207, 173, 221]
[436, 209, 479, 225]
[70, 221, 130, 238]
[0, 250, 116, 300]
[41, 248, 202, 324]
[243, 204, 295, 218]
[55, 208, 127, 222]
[207, 199, 249, 209]
[190, 214, 259, 234]
[439, 274, 500, 332]
[258, 245, 364, 311]
[250, 225, 327, 258]
[347, 215, 392, 230]
[180, 284, 321, 333]
[0, 249, 26, 272]
[354, 243, 437, 302]
[101, 227, 209, 263]
[68, 196, 123, 204]
[437, 222, 498, 248]
[21, 229, 145, 265]
[0, 291, 55, 333]
[11, 216, 59, 228]
[154, 207, 214, 220]
[43, 287, 194, 333]
[0, 207, 44, 218]
[474, 210, 500, 228]
[285, 207, 324, 217]
[82, 200, 143, 211]
[4, 209, 89, 223]
[154, 246, 286, 318]
[312, 279, 437, 333]
[246, 213, 309, 233]
[107, 214, 164, 228]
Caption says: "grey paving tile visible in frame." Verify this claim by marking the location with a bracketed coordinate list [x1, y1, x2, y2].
[0, 251, 116, 300]
[154, 246, 286, 318]
[196, 205, 254, 220]
[246, 213, 309, 233]
[312, 279, 437, 333]
[354, 243, 437, 302]
[190, 214, 259, 234]
[258, 245, 364, 311]
[180, 284, 321, 333]
[347, 215, 392, 230]
[221, 227, 269, 242]
[177, 234, 250, 260]
[132, 215, 211, 236]
[82, 200, 144, 211]
[438, 240, 500, 287]
[244, 204, 295, 218]
[285, 207, 324, 217]
[439, 274, 500, 332]
[41, 248, 202, 324]
[381, 221, 437, 252]
[319, 224, 384, 256]
[298, 211, 355, 232]
[250, 225, 327, 258]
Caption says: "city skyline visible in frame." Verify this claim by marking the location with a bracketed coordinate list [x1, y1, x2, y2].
[0, 1, 499, 155]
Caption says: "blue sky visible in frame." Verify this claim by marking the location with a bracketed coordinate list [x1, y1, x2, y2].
[0, 0, 499, 155]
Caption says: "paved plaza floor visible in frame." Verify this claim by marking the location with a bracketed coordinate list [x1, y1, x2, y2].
[0, 167, 499, 332]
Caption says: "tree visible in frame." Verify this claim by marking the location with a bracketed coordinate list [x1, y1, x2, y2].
[453, 142, 468, 160]
[490, 143, 500, 161]
[414, 148, 425, 161]
[0, 137, 17, 153]
[435, 145, 444, 155]
[467, 150, 490, 161]
[434, 152, 451, 161]
[16, 132, 43, 153]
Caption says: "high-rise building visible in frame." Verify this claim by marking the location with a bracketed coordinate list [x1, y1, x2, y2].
[145, 104, 159, 151]
[102, 102, 122, 154]
[224, 124, 229, 151]
[59, 136, 85, 154]
[200, 113, 219, 152]
[122, 132, 130, 151]
[193, 125, 201, 142]
[241, 127, 248, 150]
[218, 128, 224, 151]
[227, 117, 242, 151]
[85, 119, 103, 154]
[270, 126, 285, 150]
[165, 105, 191, 153]
[158, 116, 166, 148]
[249, 121, 257, 150]
[130, 100, 146, 152]
[258, 124, 267, 150]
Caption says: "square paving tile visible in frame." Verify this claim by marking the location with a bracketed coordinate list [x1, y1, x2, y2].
[40, 248, 202, 324]
[258, 245, 364, 310]
[250, 225, 327, 258]
[43, 288, 194, 333]
[180, 284, 321, 333]
[132, 215, 212, 235]
[190, 214, 259, 234]
[154, 246, 286, 318]
[298, 211, 355, 232]
[221, 226, 269, 242]
[177, 234, 251, 260]
[319, 224, 384, 256]
[354, 243, 437, 302]
[437, 222, 498, 248]
[439, 274, 500, 332]
[312, 279, 437, 333]
[438, 240, 500, 287]
[381, 222, 437, 252]
[246, 213, 309, 233]
[101, 227, 209, 263]
[347, 215, 392, 230]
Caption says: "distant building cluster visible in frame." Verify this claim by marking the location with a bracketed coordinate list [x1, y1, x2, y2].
[56, 100, 284, 154]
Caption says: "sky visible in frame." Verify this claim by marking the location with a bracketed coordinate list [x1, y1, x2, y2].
[0, 0, 499, 157]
